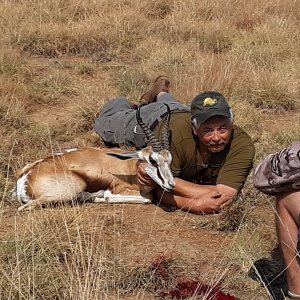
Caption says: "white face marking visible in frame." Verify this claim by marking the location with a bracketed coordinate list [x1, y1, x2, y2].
[16, 173, 32, 203]
[143, 149, 175, 191]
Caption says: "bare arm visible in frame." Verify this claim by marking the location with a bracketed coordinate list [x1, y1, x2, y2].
[155, 179, 237, 214]
[137, 165, 237, 214]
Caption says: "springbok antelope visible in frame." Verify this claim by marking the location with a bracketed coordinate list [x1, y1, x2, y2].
[15, 105, 175, 211]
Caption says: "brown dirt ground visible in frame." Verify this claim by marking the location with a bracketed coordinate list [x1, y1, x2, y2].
[0, 200, 278, 300]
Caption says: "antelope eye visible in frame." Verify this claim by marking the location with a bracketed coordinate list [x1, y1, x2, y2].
[149, 157, 158, 166]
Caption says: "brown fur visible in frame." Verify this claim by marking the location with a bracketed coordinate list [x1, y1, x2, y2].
[22, 147, 141, 200]
[16, 146, 167, 211]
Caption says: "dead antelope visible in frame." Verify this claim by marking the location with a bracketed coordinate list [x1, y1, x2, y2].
[15, 105, 175, 211]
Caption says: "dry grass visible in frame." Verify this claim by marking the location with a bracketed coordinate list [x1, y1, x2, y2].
[0, 208, 188, 299]
[0, 209, 123, 299]
[0, 0, 299, 298]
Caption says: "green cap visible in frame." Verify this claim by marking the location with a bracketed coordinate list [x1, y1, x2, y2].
[191, 91, 232, 123]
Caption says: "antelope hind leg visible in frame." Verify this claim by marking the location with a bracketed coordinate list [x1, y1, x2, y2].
[18, 198, 57, 212]
[18, 191, 105, 211]
[18, 172, 87, 211]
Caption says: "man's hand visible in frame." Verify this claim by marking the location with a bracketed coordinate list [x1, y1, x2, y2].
[196, 190, 222, 211]
[192, 190, 232, 213]
[136, 162, 157, 188]
[154, 180, 237, 214]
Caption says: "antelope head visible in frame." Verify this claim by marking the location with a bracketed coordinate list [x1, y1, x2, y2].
[107, 104, 175, 192]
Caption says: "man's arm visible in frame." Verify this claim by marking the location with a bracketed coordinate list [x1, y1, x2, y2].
[155, 178, 237, 214]
[137, 165, 237, 214]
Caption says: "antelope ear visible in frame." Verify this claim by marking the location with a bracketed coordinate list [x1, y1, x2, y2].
[106, 152, 139, 160]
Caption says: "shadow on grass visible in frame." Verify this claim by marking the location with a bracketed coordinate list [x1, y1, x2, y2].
[248, 246, 288, 300]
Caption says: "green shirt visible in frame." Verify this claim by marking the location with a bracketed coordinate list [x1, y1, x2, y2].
[155, 111, 255, 191]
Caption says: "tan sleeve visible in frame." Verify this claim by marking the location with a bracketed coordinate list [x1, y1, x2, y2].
[216, 133, 255, 191]
[170, 144, 182, 177]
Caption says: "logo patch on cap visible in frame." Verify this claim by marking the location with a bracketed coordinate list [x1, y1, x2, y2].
[203, 97, 217, 106]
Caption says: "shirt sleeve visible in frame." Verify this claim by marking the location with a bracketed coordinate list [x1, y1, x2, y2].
[216, 131, 255, 191]
[170, 143, 182, 177]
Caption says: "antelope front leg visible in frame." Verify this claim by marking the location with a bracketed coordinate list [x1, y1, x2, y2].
[79, 190, 106, 202]
[93, 190, 152, 204]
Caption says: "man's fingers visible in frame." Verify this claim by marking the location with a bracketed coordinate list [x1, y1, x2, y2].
[209, 191, 233, 209]
[219, 198, 233, 209]
[137, 165, 153, 186]
[137, 172, 149, 185]
[137, 164, 146, 175]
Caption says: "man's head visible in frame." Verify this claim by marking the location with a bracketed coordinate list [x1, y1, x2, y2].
[191, 91, 232, 123]
[191, 91, 233, 153]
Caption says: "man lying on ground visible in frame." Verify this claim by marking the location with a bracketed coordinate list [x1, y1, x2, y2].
[94, 76, 255, 214]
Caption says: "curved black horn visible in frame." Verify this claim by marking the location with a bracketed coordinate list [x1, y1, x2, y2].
[136, 106, 162, 152]
[160, 104, 171, 150]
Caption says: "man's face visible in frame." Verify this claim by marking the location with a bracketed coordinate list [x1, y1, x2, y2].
[193, 116, 233, 153]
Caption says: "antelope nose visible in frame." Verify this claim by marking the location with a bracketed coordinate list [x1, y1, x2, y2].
[169, 180, 176, 188]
